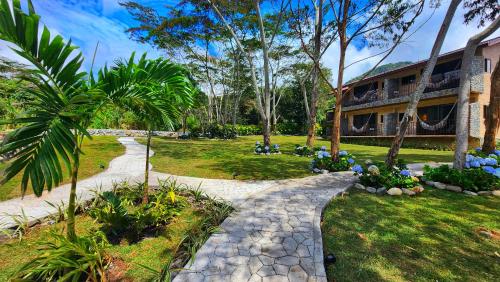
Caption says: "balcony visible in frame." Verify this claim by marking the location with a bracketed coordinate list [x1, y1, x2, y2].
[388, 70, 461, 99]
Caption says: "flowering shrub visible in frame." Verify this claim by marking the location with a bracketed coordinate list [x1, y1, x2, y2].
[465, 148, 500, 177]
[294, 145, 316, 157]
[310, 150, 356, 172]
[254, 141, 280, 155]
[424, 165, 499, 192]
[353, 161, 419, 188]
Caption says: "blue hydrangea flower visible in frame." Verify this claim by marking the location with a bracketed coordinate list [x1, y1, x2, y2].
[465, 162, 470, 168]
[321, 146, 327, 151]
[256, 148, 262, 152]
[475, 147, 482, 152]
[273, 144, 280, 149]
[484, 157, 497, 166]
[470, 160, 481, 168]
[348, 158, 355, 164]
[483, 166, 495, 174]
[466, 154, 474, 162]
[489, 154, 497, 158]
[264, 146, 269, 151]
[352, 164, 363, 174]
[339, 150, 348, 156]
[477, 157, 486, 166]
[495, 150, 500, 156]
[495, 168, 500, 178]
[400, 170, 411, 177]
[317, 153, 323, 159]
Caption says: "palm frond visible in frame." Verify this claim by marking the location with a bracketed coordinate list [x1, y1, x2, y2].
[0, 0, 91, 196]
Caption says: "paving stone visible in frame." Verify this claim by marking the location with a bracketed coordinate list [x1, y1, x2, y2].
[263, 275, 289, 282]
[231, 265, 252, 281]
[273, 264, 290, 276]
[288, 265, 308, 282]
[276, 256, 300, 266]
[257, 265, 276, 277]
[249, 256, 264, 274]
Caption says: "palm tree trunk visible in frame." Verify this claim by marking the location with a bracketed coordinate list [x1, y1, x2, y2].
[142, 130, 152, 204]
[482, 61, 500, 153]
[67, 140, 80, 241]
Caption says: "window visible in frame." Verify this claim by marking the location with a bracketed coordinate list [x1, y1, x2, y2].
[401, 75, 416, 85]
[485, 58, 492, 73]
[380, 115, 384, 123]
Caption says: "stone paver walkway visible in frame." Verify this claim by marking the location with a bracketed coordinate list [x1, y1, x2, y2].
[0, 137, 150, 229]
[173, 172, 356, 282]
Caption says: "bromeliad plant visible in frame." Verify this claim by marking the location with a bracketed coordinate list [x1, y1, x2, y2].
[311, 150, 356, 173]
[254, 141, 280, 155]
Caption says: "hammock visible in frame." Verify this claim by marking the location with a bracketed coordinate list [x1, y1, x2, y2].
[416, 102, 457, 131]
[352, 89, 377, 102]
[351, 113, 374, 133]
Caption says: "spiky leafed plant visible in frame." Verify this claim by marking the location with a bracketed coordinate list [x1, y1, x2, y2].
[100, 54, 194, 204]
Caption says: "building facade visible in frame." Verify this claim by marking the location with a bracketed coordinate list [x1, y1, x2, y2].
[329, 37, 500, 145]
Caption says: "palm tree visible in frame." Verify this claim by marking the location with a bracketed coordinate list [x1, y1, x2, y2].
[100, 54, 194, 203]
[0, 0, 194, 239]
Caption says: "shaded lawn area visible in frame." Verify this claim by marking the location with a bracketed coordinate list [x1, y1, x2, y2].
[0, 205, 203, 281]
[322, 188, 500, 282]
[143, 135, 453, 180]
[0, 136, 124, 201]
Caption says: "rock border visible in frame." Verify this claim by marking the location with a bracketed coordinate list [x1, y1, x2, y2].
[424, 180, 499, 196]
[87, 129, 178, 137]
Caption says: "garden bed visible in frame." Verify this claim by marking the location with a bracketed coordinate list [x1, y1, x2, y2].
[322, 188, 500, 281]
[0, 180, 233, 281]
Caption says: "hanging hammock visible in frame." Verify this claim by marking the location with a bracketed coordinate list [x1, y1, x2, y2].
[416, 102, 457, 131]
[351, 113, 374, 133]
[351, 89, 377, 102]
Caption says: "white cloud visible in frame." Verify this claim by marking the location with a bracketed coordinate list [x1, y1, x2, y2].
[322, 2, 500, 83]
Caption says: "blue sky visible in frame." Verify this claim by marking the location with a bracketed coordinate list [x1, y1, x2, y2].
[0, 0, 499, 81]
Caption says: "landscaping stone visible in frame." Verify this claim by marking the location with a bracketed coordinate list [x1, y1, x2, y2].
[478, 191, 492, 196]
[366, 187, 377, 193]
[492, 190, 500, 197]
[445, 185, 462, 193]
[412, 185, 425, 193]
[354, 183, 365, 190]
[402, 188, 416, 196]
[433, 182, 446, 189]
[376, 187, 387, 195]
[463, 190, 478, 196]
[321, 170, 329, 174]
[387, 188, 403, 196]
[425, 180, 435, 186]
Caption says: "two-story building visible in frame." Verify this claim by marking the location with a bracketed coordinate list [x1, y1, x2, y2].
[328, 36, 500, 147]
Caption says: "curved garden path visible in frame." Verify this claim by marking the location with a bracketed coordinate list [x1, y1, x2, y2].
[0, 137, 357, 282]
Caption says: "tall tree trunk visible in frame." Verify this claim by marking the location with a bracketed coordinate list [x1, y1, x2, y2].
[255, 0, 272, 146]
[483, 60, 500, 153]
[455, 17, 500, 168]
[306, 0, 323, 148]
[142, 130, 152, 204]
[67, 136, 81, 241]
[386, 0, 461, 167]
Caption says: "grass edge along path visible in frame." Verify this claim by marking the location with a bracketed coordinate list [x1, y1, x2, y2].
[0, 136, 125, 201]
[142, 135, 453, 180]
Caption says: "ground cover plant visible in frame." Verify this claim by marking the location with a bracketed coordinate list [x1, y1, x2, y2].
[0, 179, 233, 281]
[0, 136, 124, 201]
[142, 136, 453, 180]
[353, 160, 420, 189]
[322, 187, 500, 281]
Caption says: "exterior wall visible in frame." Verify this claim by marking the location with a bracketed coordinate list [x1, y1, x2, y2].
[479, 43, 500, 139]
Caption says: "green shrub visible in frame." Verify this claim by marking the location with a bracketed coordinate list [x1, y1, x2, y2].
[235, 124, 261, 136]
[423, 165, 499, 192]
[294, 145, 319, 157]
[14, 232, 109, 281]
[275, 122, 304, 135]
[89, 191, 133, 236]
[311, 150, 356, 172]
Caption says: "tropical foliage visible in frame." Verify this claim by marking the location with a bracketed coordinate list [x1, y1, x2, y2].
[311, 150, 356, 172]
[353, 161, 420, 189]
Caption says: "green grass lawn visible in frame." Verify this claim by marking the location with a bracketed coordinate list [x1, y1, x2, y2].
[143, 135, 453, 180]
[322, 188, 500, 282]
[0, 136, 125, 201]
[0, 207, 203, 281]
